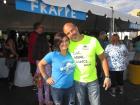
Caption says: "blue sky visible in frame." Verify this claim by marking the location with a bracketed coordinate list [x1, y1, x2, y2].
[83, 0, 140, 13]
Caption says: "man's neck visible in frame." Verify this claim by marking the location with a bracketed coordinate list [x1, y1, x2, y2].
[72, 34, 84, 42]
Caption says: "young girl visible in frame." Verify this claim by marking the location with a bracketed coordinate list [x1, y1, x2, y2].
[38, 32, 75, 105]
[33, 34, 53, 105]
[34, 64, 52, 105]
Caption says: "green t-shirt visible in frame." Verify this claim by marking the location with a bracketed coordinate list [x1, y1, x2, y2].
[68, 35, 104, 82]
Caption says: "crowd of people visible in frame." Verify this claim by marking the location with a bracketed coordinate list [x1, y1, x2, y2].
[33, 22, 128, 105]
[0, 21, 136, 105]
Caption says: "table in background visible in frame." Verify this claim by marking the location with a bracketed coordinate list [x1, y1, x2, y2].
[0, 58, 9, 78]
[14, 60, 33, 87]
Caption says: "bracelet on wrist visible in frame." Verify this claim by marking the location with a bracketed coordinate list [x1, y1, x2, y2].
[43, 75, 48, 81]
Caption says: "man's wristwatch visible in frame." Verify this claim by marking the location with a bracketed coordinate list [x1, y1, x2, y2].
[105, 76, 110, 78]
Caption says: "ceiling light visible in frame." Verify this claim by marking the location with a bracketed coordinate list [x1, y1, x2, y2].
[3, 0, 7, 4]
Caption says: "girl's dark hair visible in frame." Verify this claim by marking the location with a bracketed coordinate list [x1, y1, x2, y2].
[33, 34, 50, 60]
[53, 32, 69, 51]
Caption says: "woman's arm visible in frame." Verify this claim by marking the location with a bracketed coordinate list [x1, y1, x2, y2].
[38, 59, 54, 85]
[8, 39, 18, 58]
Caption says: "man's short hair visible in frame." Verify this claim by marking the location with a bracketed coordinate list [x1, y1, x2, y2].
[33, 22, 42, 30]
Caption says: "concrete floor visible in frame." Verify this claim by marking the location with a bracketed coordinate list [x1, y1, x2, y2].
[0, 78, 140, 105]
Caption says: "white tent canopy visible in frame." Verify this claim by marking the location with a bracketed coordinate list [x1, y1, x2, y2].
[0, 0, 140, 31]
[114, 11, 140, 24]
[40, 0, 140, 24]
[41, 0, 111, 17]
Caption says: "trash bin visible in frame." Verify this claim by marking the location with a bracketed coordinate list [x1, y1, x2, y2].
[128, 64, 140, 85]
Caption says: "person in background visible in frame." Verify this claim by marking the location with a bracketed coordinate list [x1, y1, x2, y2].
[28, 22, 45, 77]
[0, 37, 5, 57]
[17, 35, 25, 58]
[98, 31, 109, 49]
[105, 34, 128, 97]
[21, 35, 29, 58]
[38, 32, 75, 105]
[33, 34, 53, 105]
[97, 31, 109, 84]
[63, 22, 111, 105]
[123, 35, 130, 50]
[4, 30, 18, 89]
[132, 35, 140, 61]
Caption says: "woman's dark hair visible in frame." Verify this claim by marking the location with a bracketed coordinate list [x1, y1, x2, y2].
[53, 32, 69, 51]
[33, 34, 50, 60]
[6, 30, 17, 42]
[5, 30, 17, 50]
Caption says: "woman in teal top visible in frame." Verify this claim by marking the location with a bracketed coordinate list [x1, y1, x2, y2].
[133, 36, 140, 61]
[38, 32, 75, 105]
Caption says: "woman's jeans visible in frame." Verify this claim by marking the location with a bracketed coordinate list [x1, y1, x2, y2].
[51, 86, 75, 105]
[74, 80, 100, 105]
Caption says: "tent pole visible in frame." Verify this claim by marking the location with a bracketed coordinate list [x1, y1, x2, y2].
[109, 6, 114, 39]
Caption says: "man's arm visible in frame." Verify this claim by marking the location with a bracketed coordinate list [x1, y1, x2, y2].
[98, 53, 109, 77]
[98, 52, 111, 90]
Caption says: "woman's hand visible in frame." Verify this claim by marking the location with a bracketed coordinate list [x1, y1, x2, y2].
[46, 77, 54, 85]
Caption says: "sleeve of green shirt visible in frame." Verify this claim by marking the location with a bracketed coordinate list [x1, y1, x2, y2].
[95, 38, 104, 55]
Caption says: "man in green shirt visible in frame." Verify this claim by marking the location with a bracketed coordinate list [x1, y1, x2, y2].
[63, 22, 111, 105]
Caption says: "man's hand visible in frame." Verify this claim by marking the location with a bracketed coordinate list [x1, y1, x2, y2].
[103, 77, 111, 90]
